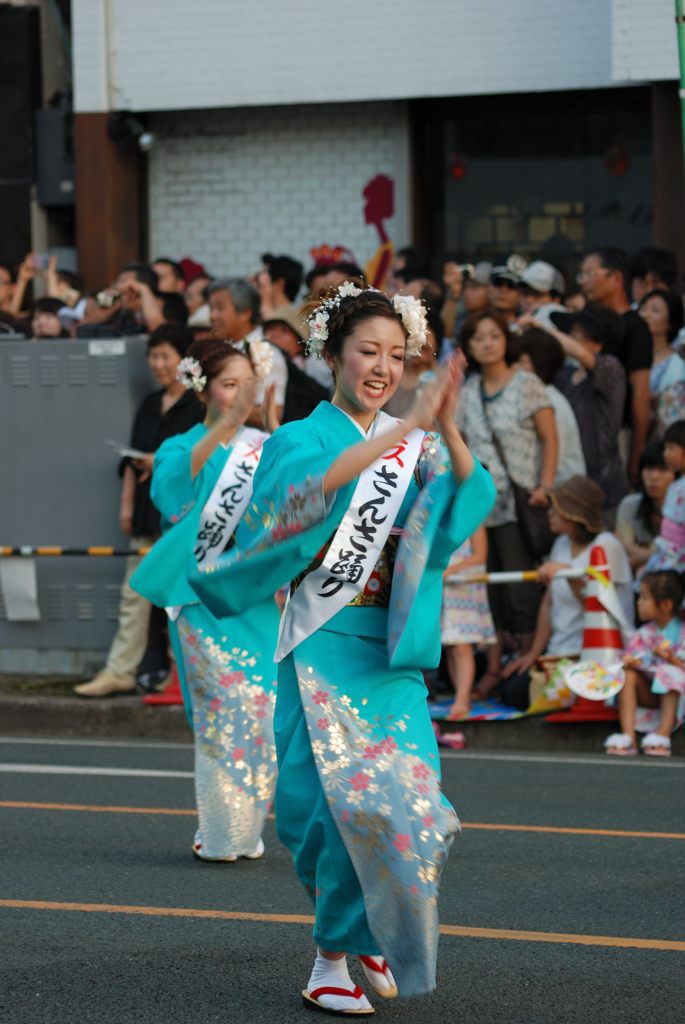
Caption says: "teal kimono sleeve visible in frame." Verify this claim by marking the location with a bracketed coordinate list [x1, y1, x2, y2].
[151, 430, 201, 529]
[189, 424, 357, 620]
[388, 441, 496, 670]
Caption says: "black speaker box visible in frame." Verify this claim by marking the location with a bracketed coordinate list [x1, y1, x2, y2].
[0, 4, 42, 267]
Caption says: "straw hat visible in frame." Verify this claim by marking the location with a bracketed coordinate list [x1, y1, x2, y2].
[263, 305, 308, 342]
[549, 476, 606, 534]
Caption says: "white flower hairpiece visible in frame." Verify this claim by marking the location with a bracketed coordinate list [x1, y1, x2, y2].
[391, 293, 429, 358]
[177, 356, 207, 393]
[305, 282, 428, 360]
[248, 338, 274, 381]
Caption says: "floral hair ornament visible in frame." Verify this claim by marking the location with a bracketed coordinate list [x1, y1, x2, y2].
[247, 338, 274, 382]
[305, 282, 428, 360]
[177, 356, 207, 393]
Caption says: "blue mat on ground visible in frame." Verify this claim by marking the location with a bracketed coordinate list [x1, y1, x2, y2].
[429, 698, 526, 721]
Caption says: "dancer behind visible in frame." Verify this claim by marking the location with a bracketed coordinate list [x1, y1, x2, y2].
[605, 571, 685, 757]
[441, 524, 495, 719]
[131, 338, 280, 862]
[192, 283, 495, 1014]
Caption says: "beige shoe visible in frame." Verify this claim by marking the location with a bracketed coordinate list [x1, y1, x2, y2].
[73, 669, 137, 698]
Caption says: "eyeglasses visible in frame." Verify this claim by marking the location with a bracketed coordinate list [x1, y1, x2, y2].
[576, 268, 611, 283]
[491, 276, 517, 289]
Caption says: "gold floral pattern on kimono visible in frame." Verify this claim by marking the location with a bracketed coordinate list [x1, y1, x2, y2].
[177, 615, 277, 855]
[299, 667, 459, 910]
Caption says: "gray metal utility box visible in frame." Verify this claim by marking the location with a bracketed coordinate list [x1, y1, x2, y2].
[0, 337, 152, 673]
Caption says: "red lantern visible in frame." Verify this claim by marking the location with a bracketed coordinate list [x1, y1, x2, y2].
[451, 154, 467, 182]
[604, 145, 630, 177]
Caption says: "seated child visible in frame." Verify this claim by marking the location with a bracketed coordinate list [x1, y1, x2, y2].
[605, 570, 685, 757]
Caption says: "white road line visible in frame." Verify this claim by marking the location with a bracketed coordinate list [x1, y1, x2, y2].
[0, 738, 682, 770]
[442, 751, 685, 768]
[0, 764, 193, 779]
[0, 737, 192, 751]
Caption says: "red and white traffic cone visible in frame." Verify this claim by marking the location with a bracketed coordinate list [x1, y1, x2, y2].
[547, 544, 624, 723]
[580, 545, 625, 664]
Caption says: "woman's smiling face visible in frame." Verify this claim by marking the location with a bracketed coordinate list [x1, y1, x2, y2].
[332, 315, 406, 418]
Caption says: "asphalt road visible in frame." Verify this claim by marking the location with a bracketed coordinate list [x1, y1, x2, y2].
[0, 737, 683, 1024]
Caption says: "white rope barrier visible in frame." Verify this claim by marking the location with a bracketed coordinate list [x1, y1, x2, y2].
[447, 567, 586, 585]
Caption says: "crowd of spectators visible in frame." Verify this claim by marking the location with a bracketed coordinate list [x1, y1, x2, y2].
[4, 242, 684, 728]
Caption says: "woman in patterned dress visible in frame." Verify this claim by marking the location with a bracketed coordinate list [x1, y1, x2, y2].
[457, 309, 558, 697]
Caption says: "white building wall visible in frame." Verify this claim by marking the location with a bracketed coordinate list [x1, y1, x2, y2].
[611, 0, 679, 83]
[72, 0, 676, 115]
[147, 104, 410, 279]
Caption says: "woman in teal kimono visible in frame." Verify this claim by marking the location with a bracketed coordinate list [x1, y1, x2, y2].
[191, 286, 496, 1013]
[131, 338, 280, 862]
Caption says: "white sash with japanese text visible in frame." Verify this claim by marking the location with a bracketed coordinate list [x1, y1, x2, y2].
[195, 427, 268, 568]
[165, 426, 267, 622]
[275, 413, 424, 661]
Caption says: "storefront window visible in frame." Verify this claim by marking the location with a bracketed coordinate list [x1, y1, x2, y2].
[413, 87, 652, 278]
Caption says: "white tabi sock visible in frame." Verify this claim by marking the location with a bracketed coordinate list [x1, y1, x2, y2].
[358, 955, 398, 997]
[306, 951, 373, 1013]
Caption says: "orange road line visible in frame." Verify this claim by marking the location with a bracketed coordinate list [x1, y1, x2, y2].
[1, 801, 683, 840]
[0, 899, 683, 952]
[0, 801, 196, 816]
[462, 823, 685, 841]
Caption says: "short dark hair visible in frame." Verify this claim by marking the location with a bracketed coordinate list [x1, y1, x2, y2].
[638, 289, 684, 342]
[419, 281, 445, 310]
[331, 260, 365, 281]
[396, 247, 430, 278]
[120, 261, 159, 293]
[56, 269, 83, 293]
[460, 309, 520, 366]
[586, 247, 629, 293]
[152, 257, 185, 283]
[160, 292, 189, 325]
[147, 322, 193, 357]
[519, 327, 565, 385]
[305, 264, 332, 291]
[32, 297, 63, 315]
[395, 265, 426, 285]
[0, 262, 15, 283]
[641, 570, 684, 613]
[630, 247, 678, 290]
[261, 253, 304, 302]
[663, 419, 685, 450]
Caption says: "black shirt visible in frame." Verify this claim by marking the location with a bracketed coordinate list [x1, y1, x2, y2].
[125, 388, 204, 537]
[618, 310, 652, 376]
[618, 310, 653, 427]
[281, 352, 330, 423]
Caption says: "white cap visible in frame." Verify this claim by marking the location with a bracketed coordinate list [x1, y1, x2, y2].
[551, 268, 566, 296]
[520, 260, 557, 294]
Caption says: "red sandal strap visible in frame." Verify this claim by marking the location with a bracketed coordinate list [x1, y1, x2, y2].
[310, 985, 364, 1001]
[359, 956, 388, 974]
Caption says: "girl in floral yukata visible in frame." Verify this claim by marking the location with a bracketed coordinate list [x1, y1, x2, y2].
[606, 571, 685, 757]
[132, 337, 280, 862]
[191, 283, 495, 1015]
